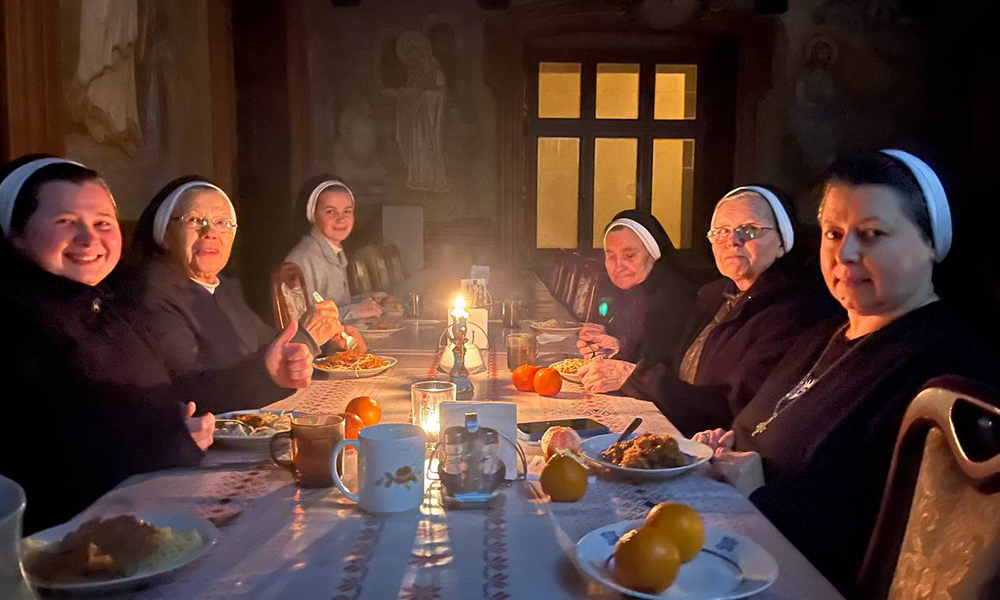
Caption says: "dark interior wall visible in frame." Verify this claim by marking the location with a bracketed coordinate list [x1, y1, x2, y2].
[300, 0, 500, 264]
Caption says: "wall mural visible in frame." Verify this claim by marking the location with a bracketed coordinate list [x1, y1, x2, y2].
[394, 30, 449, 192]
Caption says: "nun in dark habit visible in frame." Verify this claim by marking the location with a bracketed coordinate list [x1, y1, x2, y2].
[115, 177, 344, 378]
[695, 150, 1000, 595]
[614, 185, 841, 435]
[575, 210, 696, 390]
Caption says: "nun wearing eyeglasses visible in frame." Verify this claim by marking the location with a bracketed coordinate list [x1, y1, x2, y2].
[284, 177, 384, 322]
[621, 186, 841, 434]
[118, 176, 343, 377]
[575, 210, 696, 392]
[692, 151, 1000, 594]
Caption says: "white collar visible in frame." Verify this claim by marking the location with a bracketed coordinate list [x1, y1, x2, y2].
[190, 278, 220, 294]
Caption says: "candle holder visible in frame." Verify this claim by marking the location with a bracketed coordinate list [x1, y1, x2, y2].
[448, 315, 474, 399]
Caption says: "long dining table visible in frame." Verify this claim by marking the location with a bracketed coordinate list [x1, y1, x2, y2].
[65, 272, 845, 600]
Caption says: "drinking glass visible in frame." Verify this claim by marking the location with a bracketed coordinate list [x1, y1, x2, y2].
[411, 380, 456, 443]
[506, 333, 537, 370]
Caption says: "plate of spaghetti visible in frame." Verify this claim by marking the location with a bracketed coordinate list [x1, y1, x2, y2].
[313, 351, 397, 379]
[549, 358, 587, 384]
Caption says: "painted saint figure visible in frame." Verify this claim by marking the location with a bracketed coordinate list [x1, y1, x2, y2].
[394, 31, 448, 192]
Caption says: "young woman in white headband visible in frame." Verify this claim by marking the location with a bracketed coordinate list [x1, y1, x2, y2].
[284, 176, 383, 322]
[0, 156, 315, 532]
[687, 150, 1000, 595]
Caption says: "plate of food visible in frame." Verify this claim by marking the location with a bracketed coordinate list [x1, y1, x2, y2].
[349, 319, 406, 336]
[574, 520, 778, 599]
[549, 358, 587, 384]
[313, 352, 397, 379]
[529, 319, 583, 335]
[213, 409, 297, 448]
[23, 511, 218, 594]
[579, 433, 712, 480]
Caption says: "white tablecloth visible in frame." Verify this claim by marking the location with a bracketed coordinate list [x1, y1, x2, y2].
[70, 348, 844, 600]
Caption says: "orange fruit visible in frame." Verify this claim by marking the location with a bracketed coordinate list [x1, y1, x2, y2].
[644, 502, 705, 562]
[512, 364, 539, 392]
[343, 412, 365, 440]
[539, 454, 587, 502]
[345, 396, 381, 426]
[533, 368, 562, 397]
[613, 526, 682, 594]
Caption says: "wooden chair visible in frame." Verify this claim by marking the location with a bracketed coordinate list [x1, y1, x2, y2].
[857, 376, 1000, 600]
[383, 244, 406, 286]
[271, 262, 310, 329]
[571, 264, 599, 322]
[560, 260, 581, 306]
[354, 246, 392, 292]
[347, 256, 374, 297]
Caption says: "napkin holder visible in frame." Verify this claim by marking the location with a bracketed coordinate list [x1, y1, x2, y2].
[439, 402, 519, 481]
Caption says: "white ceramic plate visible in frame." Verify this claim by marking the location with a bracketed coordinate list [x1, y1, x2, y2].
[529, 321, 583, 335]
[25, 511, 218, 594]
[213, 409, 298, 449]
[313, 355, 397, 379]
[579, 433, 712, 480]
[574, 521, 779, 599]
[549, 359, 583, 384]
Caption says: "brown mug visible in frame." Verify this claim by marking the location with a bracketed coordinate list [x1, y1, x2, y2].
[269, 414, 345, 488]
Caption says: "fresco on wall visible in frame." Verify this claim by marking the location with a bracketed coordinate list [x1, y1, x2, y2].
[59, 0, 215, 220]
[308, 4, 493, 227]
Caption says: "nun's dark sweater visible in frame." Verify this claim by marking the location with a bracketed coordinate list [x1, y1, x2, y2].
[0, 249, 282, 532]
[731, 302, 1000, 595]
[626, 259, 842, 435]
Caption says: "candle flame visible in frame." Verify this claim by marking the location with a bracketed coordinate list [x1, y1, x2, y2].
[454, 295, 466, 311]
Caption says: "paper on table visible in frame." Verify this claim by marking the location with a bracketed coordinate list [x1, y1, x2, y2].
[439, 401, 518, 480]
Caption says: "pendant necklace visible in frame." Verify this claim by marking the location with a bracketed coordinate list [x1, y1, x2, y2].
[751, 323, 866, 437]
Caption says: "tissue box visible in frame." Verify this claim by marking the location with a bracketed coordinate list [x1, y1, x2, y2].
[439, 401, 518, 480]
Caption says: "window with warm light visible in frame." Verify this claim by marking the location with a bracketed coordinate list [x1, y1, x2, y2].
[531, 58, 702, 251]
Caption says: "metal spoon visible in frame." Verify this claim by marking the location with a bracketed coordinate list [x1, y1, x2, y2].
[615, 417, 642, 444]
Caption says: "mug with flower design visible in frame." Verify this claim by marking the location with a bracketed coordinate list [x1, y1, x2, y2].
[331, 423, 426, 513]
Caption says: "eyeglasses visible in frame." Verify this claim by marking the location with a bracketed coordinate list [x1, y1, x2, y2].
[171, 214, 238, 233]
[706, 224, 773, 244]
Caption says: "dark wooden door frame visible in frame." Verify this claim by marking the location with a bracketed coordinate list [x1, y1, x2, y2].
[484, 1, 774, 267]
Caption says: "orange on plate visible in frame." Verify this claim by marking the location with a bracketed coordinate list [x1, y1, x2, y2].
[512, 364, 539, 392]
[343, 412, 365, 440]
[539, 453, 587, 502]
[613, 526, 681, 594]
[644, 502, 705, 562]
[533, 368, 562, 397]
[345, 396, 381, 426]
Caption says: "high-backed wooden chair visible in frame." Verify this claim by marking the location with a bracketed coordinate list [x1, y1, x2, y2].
[354, 245, 392, 292]
[347, 256, 374, 297]
[857, 376, 1000, 600]
[571, 263, 599, 322]
[383, 244, 406, 286]
[271, 262, 310, 329]
[560, 260, 581, 306]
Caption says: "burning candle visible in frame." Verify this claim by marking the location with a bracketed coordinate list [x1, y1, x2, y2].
[451, 294, 469, 320]
[410, 380, 456, 443]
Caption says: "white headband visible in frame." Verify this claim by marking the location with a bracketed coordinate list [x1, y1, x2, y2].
[0, 158, 85, 238]
[306, 180, 355, 224]
[603, 218, 662, 261]
[713, 185, 795, 252]
[152, 181, 235, 247]
[881, 149, 952, 262]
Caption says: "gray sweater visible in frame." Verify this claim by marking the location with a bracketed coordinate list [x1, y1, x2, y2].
[285, 228, 363, 321]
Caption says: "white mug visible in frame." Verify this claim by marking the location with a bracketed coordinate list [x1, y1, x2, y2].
[332, 423, 426, 514]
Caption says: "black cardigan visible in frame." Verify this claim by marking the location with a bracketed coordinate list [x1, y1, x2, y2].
[120, 257, 317, 377]
[732, 301, 1000, 595]
[598, 262, 696, 368]
[625, 260, 842, 435]
[0, 250, 284, 532]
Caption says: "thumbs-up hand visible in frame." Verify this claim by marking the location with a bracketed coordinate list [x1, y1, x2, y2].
[265, 321, 313, 388]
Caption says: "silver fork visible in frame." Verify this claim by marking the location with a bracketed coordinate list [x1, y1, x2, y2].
[312, 291, 357, 350]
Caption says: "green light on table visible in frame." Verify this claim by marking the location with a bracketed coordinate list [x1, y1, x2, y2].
[598, 301, 609, 318]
